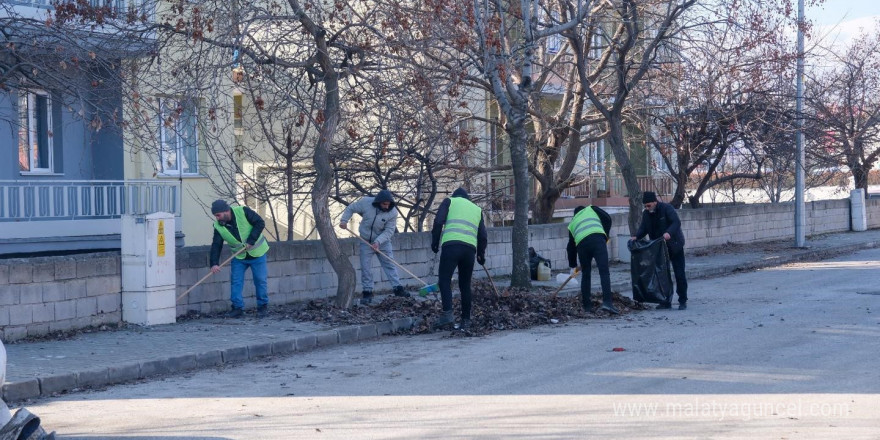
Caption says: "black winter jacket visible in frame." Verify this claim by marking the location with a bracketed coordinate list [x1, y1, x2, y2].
[566, 205, 612, 268]
[431, 188, 488, 258]
[635, 202, 685, 253]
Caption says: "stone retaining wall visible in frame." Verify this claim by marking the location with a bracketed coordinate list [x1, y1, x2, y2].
[0, 253, 121, 341]
[2, 198, 879, 341]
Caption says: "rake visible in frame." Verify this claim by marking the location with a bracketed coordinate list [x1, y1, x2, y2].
[343, 227, 440, 298]
[177, 246, 248, 302]
[480, 263, 500, 297]
[551, 267, 581, 299]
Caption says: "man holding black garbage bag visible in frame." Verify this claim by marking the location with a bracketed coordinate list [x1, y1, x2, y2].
[630, 191, 688, 310]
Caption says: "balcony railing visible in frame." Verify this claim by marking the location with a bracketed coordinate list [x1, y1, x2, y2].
[0, 180, 180, 253]
[0, 180, 179, 222]
[561, 175, 674, 199]
[4, 0, 155, 40]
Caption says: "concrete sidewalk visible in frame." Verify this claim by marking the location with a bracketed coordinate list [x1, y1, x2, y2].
[4, 228, 880, 404]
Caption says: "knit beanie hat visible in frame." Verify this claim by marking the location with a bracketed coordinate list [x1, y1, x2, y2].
[642, 191, 658, 203]
[211, 199, 230, 214]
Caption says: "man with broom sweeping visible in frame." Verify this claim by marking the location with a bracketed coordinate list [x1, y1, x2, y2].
[431, 187, 488, 331]
[209, 199, 271, 318]
[567, 205, 619, 315]
[340, 189, 410, 305]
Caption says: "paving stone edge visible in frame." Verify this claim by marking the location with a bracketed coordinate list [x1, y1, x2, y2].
[2, 318, 416, 403]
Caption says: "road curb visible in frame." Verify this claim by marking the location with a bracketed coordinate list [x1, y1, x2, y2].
[2, 318, 416, 404]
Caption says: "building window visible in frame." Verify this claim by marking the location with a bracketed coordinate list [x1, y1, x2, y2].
[158, 97, 199, 175]
[457, 118, 475, 134]
[233, 93, 243, 136]
[489, 122, 506, 166]
[18, 90, 54, 173]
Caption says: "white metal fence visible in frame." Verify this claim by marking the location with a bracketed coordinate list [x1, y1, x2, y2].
[0, 180, 180, 222]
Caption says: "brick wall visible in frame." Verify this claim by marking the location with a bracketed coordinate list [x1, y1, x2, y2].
[2, 198, 880, 341]
[0, 253, 120, 341]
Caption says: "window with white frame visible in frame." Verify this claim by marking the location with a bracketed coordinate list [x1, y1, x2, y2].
[233, 93, 244, 136]
[158, 97, 199, 175]
[18, 89, 54, 173]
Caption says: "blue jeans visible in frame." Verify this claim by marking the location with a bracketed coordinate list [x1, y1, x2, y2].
[229, 254, 268, 309]
[358, 240, 401, 292]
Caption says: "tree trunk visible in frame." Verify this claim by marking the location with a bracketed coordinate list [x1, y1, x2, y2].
[670, 184, 686, 209]
[688, 189, 705, 208]
[532, 186, 560, 224]
[532, 126, 575, 224]
[853, 167, 868, 192]
[670, 167, 688, 209]
[507, 115, 532, 288]
[606, 115, 642, 233]
[311, 72, 357, 308]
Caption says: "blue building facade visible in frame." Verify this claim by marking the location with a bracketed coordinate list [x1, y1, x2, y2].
[0, 1, 178, 256]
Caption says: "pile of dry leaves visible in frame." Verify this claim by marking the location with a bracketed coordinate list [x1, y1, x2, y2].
[268, 279, 649, 337]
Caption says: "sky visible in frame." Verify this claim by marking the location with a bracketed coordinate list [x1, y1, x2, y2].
[807, 0, 880, 46]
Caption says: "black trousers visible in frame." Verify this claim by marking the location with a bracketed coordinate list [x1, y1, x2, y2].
[577, 234, 612, 310]
[438, 243, 476, 319]
[668, 248, 688, 304]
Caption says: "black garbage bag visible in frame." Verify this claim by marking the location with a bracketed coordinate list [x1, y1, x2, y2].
[628, 238, 673, 304]
[528, 247, 551, 280]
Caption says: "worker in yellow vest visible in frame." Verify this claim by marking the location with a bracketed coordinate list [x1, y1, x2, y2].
[430, 188, 487, 331]
[566, 205, 619, 314]
[209, 199, 271, 318]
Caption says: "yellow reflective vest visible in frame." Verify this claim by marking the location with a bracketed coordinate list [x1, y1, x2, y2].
[568, 206, 605, 246]
[440, 198, 482, 248]
[213, 206, 269, 258]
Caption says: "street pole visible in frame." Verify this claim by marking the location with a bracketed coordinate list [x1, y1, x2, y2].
[795, 0, 806, 247]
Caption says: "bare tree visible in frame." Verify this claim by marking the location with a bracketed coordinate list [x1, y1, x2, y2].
[328, 72, 498, 232]
[638, 9, 778, 208]
[53, 0, 427, 307]
[525, 1, 609, 224]
[576, 0, 699, 231]
[389, 0, 595, 287]
[805, 26, 880, 195]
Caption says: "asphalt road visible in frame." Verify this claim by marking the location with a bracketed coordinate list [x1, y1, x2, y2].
[25, 249, 880, 439]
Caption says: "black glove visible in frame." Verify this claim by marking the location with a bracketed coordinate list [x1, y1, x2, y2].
[431, 243, 439, 254]
[477, 254, 486, 265]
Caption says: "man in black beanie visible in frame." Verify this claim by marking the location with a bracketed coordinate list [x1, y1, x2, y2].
[209, 199, 271, 318]
[630, 191, 688, 310]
